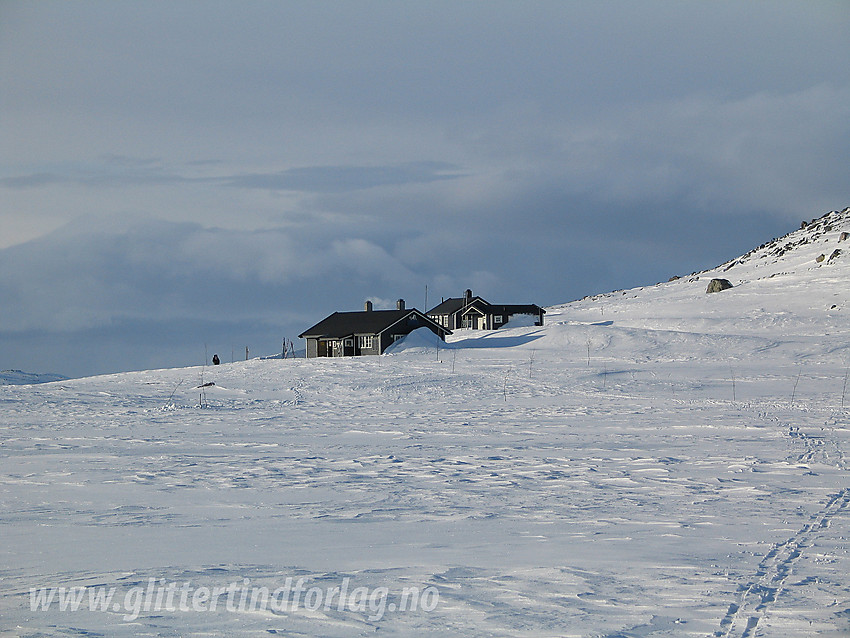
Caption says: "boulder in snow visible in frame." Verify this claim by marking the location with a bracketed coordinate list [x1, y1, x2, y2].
[706, 278, 733, 294]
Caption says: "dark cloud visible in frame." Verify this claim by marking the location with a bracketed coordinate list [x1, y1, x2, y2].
[1, 161, 466, 194]
[0, 162, 195, 189]
[0, 318, 285, 379]
[223, 162, 466, 193]
[0, 172, 66, 188]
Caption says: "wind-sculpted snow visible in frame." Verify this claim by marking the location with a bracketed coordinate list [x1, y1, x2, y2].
[2, 209, 850, 636]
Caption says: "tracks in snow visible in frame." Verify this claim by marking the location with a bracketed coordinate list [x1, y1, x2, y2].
[715, 487, 850, 637]
[788, 423, 847, 470]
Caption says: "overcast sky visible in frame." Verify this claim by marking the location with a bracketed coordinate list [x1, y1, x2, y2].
[2, 1, 849, 378]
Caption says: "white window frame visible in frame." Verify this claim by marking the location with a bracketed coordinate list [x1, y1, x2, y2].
[494, 315, 504, 324]
[358, 335, 374, 349]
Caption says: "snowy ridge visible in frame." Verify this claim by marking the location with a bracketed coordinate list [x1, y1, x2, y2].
[0, 369, 68, 385]
[721, 207, 850, 276]
[1, 208, 850, 636]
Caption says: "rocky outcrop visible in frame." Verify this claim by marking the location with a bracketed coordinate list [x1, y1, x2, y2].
[706, 278, 733, 294]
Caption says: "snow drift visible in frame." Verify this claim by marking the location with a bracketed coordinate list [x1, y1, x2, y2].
[383, 326, 451, 354]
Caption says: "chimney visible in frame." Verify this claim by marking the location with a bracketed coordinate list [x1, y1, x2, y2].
[396, 299, 405, 310]
[364, 300, 373, 312]
[464, 289, 472, 302]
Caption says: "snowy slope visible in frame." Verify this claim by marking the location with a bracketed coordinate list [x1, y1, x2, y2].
[1, 208, 850, 637]
[555, 206, 850, 338]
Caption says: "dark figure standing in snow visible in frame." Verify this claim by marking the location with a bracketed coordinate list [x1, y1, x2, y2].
[212, 354, 220, 365]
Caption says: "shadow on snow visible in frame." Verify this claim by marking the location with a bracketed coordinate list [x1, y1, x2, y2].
[450, 330, 545, 349]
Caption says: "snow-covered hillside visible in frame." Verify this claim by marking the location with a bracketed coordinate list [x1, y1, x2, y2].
[557, 206, 850, 336]
[2, 209, 850, 637]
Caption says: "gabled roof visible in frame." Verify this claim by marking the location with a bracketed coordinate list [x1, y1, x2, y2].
[459, 299, 490, 316]
[427, 297, 545, 317]
[484, 304, 545, 315]
[427, 296, 488, 315]
[299, 308, 449, 339]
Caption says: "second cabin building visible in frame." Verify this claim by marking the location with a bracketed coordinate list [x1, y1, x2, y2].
[426, 289, 545, 331]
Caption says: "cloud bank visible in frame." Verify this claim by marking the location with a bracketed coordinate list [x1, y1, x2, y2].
[1, 2, 848, 377]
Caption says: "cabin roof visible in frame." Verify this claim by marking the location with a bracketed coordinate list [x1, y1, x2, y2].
[299, 309, 449, 339]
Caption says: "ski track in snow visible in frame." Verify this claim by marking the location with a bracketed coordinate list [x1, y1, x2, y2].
[717, 488, 850, 638]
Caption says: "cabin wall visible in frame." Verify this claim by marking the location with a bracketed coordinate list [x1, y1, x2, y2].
[306, 338, 318, 358]
[357, 335, 381, 356]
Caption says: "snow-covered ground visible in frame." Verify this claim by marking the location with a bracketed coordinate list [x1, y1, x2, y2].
[2, 209, 850, 636]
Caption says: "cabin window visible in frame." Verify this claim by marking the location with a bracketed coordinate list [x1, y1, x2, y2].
[358, 335, 374, 349]
[391, 334, 405, 342]
[494, 315, 503, 324]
